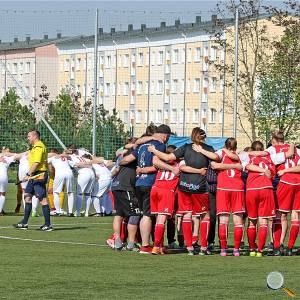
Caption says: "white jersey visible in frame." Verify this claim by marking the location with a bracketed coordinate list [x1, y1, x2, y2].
[48, 156, 73, 176]
[78, 149, 92, 157]
[0, 156, 15, 173]
[93, 163, 111, 181]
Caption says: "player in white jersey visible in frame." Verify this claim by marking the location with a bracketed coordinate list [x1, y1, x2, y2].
[48, 154, 74, 216]
[0, 155, 15, 215]
[14, 152, 40, 216]
[69, 152, 95, 217]
[92, 162, 112, 216]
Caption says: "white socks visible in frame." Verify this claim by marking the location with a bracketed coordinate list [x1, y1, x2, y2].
[32, 196, 39, 213]
[0, 195, 5, 212]
[53, 193, 61, 214]
[93, 197, 101, 214]
[85, 195, 92, 217]
[68, 193, 74, 214]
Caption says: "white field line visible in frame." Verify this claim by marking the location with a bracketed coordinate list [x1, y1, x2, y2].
[0, 235, 109, 247]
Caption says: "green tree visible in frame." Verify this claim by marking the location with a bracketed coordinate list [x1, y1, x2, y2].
[0, 88, 36, 151]
[256, 25, 300, 141]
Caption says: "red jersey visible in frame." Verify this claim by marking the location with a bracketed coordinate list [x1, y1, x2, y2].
[215, 149, 244, 191]
[266, 144, 300, 185]
[153, 160, 180, 191]
[245, 154, 275, 190]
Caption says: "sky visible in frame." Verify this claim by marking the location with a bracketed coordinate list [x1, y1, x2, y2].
[0, 1, 287, 42]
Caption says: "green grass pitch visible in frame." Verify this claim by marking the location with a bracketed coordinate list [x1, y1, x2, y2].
[0, 184, 299, 299]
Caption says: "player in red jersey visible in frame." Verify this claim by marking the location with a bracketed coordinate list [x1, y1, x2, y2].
[265, 131, 300, 255]
[243, 141, 287, 257]
[149, 145, 180, 255]
[209, 138, 245, 257]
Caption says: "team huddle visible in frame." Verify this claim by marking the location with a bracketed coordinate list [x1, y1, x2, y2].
[1, 126, 299, 256]
[109, 125, 300, 257]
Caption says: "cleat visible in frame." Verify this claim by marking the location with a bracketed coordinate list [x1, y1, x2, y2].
[239, 241, 245, 250]
[168, 241, 182, 249]
[273, 248, 281, 256]
[285, 248, 292, 256]
[296, 248, 300, 256]
[106, 234, 116, 249]
[139, 245, 152, 254]
[192, 242, 200, 254]
[199, 248, 212, 256]
[126, 243, 140, 252]
[152, 246, 161, 255]
[249, 251, 256, 257]
[280, 244, 285, 256]
[256, 251, 263, 257]
[207, 243, 215, 253]
[233, 249, 240, 257]
[67, 213, 74, 217]
[13, 223, 28, 230]
[94, 213, 102, 217]
[187, 249, 195, 256]
[220, 249, 227, 257]
[39, 224, 53, 232]
[114, 238, 124, 251]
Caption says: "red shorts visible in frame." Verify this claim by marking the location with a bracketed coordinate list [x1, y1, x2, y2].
[177, 190, 209, 215]
[246, 189, 276, 219]
[276, 182, 300, 212]
[216, 189, 245, 215]
[150, 186, 175, 216]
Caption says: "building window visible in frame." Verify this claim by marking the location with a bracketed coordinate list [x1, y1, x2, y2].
[186, 79, 191, 93]
[187, 48, 192, 63]
[220, 48, 225, 61]
[166, 50, 170, 61]
[194, 78, 200, 93]
[156, 109, 163, 124]
[31, 86, 35, 98]
[150, 80, 155, 95]
[151, 51, 156, 65]
[210, 77, 217, 93]
[138, 52, 144, 66]
[192, 109, 199, 123]
[106, 55, 111, 68]
[19, 62, 23, 74]
[157, 80, 163, 95]
[25, 86, 30, 95]
[210, 108, 217, 123]
[179, 109, 184, 124]
[186, 108, 190, 123]
[195, 47, 201, 62]
[165, 64, 170, 74]
[136, 110, 142, 123]
[76, 58, 81, 71]
[64, 59, 69, 72]
[210, 47, 217, 61]
[158, 51, 164, 65]
[123, 82, 129, 95]
[203, 46, 209, 57]
[25, 62, 30, 73]
[137, 81, 143, 95]
[123, 110, 129, 123]
[13, 63, 18, 74]
[123, 54, 129, 67]
[219, 109, 223, 124]
[220, 75, 224, 92]
[172, 49, 179, 64]
[164, 109, 169, 122]
[144, 110, 148, 124]
[171, 79, 178, 94]
[105, 83, 110, 96]
[171, 108, 177, 123]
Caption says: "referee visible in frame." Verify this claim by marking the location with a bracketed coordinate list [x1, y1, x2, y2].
[14, 130, 52, 231]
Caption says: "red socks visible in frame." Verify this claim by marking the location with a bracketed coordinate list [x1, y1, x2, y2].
[154, 224, 165, 247]
[273, 218, 282, 249]
[234, 224, 243, 250]
[247, 223, 257, 250]
[200, 217, 210, 248]
[219, 222, 228, 250]
[288, 220, 300, 249]
[257, 224, 268, 252]
[182, 218, 192, 248]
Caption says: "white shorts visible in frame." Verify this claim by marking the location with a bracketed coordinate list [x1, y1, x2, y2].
[0, 175, 8, 193]
[92, 179, 111, 198]
[77, 169, 95, 194]
[53, 171, 74, 193]
[18, 169, 28, 190]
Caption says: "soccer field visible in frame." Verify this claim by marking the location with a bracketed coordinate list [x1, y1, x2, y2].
[1, 184, 299, 300]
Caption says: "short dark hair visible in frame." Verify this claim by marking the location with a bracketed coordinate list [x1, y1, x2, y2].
[50, 148, 59, 154]
[251, 141, 264, 151]
[145, 124, 158, 136]
[224, 137, 237, 150]
[29, 129, 40, 139]
[272, 130, 284, 143]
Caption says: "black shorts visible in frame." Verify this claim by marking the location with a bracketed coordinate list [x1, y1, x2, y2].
[112, 190, 140, 217]
[25, 172, 48, 200]
[135, 186, 152, 217]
